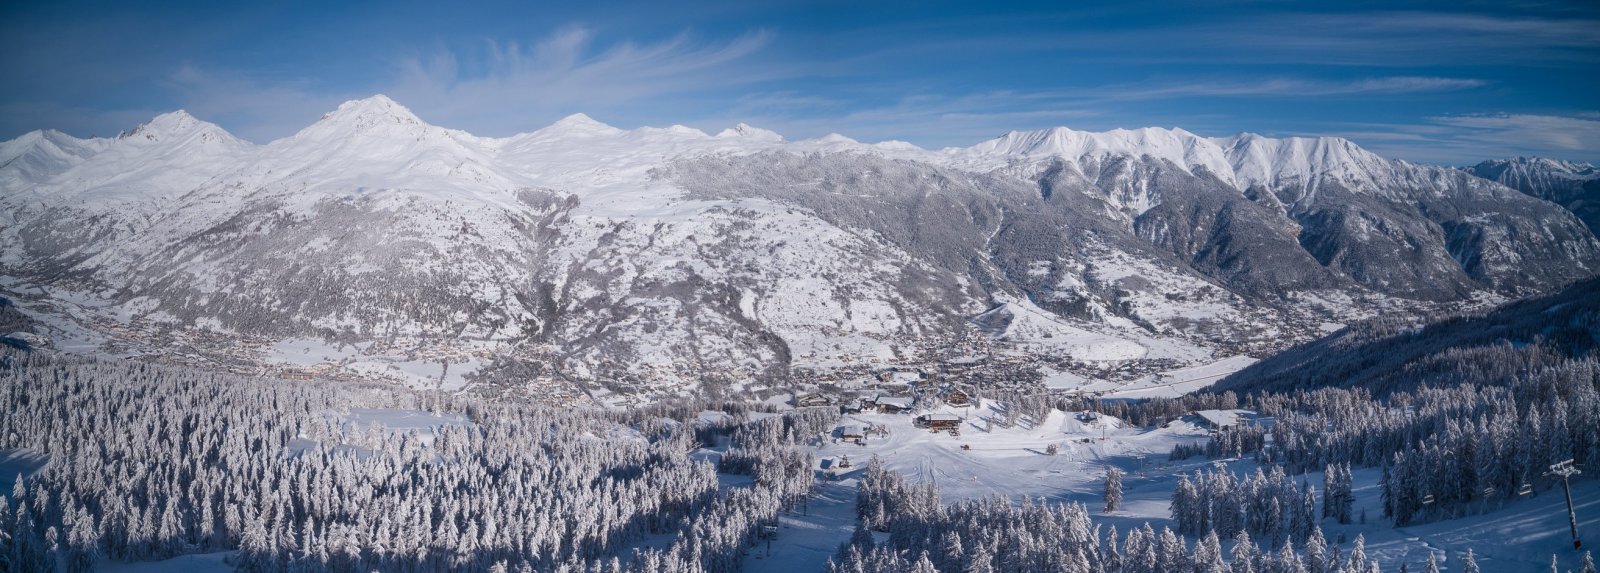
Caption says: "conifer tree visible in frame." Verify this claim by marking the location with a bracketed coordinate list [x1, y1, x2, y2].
[1462, 548, 1480, 573]
[1104, 467, 1124, 513]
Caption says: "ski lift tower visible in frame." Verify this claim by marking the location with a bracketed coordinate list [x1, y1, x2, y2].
[1547, 459, 1583, 550]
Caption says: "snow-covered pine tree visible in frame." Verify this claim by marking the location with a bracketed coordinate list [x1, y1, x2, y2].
[1104, 467, 1125, 513]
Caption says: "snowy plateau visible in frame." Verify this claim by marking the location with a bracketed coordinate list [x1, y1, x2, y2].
[1, 95, 1596, 402]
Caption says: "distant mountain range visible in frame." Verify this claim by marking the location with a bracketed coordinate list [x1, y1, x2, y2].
[2, 95, 1596, 396]
[1465, 156, 1600, 236]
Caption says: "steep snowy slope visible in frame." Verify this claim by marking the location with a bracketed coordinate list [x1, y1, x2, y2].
[1, 95, 1596, 395]
[1466, 156, 1600, 235]
[1213, 276, 1600, 395]
[949, 126, 1599, 300]
[18, 111, 249, 208]
[0, 112, 252, 275]
[0, 129, 110, 191]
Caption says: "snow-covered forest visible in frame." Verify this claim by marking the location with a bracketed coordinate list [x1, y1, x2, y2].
[3, 278, 1598, 573]
[0, 350, 827, 572]
[832, 455, 1389, 573]
[1187, 347, 1600, 528]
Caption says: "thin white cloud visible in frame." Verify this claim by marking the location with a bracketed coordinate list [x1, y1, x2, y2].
[952, 11, 1600, 68]
[148, 25, 775, 141]
[1357, 12, 1600, 49]
[1332, 113, 1600, 165]
[718, 76, 1483, 148]
[1197, 12, 1600, 67]
[389, 25, 774, 135]
[1099, 76, 1485, 100]
[1429, 113, 1600, 153]
[733, 91, 842, 113]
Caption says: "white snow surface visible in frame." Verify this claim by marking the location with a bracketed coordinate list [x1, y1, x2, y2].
[0, 95, 1475, 389]
[63, 396, 1599, 573]
[763, 402, 1600, 573]
[2, 94, 1455, 216]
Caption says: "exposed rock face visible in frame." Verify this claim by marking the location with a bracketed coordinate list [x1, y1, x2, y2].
[1466, 156, 1600, 237]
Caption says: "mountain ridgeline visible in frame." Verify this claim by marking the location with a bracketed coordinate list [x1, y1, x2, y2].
[1213, 276, 1600, 395]
[1, 95, 1597, 393]
[1465, 156, 1600, 236]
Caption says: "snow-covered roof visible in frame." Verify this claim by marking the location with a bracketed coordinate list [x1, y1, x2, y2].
[887, 371, 922, 383]
[875, 396, 914, 408]
[696, 410, 733, 425]
[839, 425, 864, 435]
[921, 413, 960, 422]
[1195, 409, 1241, 428]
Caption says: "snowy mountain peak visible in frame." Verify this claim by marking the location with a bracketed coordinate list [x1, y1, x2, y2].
[973, 126, 1206, 159]
[716, 123, 784, 142]
[809, 133, 860, 145]
[1470, 156, 1598, 179]
[123, 110, 237, 145]
[873, 140, 922, 151]
[638, 124, 710, 138]
[1214, 133, 1390, 188]
[2, 129, 102, 158]
[5, 92, 1600, 399]
[965, 125, 1238, 184]
[101, 112, 251, 165]
[0, 129, 112, 187]
[311, 94, 427, 134]
[326, 94, 414, 117]
[544, 113, 624, 136]
[1464, 156, 1600, 235]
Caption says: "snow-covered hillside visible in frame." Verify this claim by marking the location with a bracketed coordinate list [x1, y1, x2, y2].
[2, 95, 1596, 395]
[1466, 156, 1600, 236]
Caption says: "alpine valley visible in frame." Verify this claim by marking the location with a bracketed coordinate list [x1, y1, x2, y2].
[2, 95, 1597, 402]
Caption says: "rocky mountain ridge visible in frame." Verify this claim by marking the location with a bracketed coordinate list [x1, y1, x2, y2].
[2, 95, 1595, 398]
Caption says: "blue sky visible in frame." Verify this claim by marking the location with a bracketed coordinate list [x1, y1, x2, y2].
[3, 0, 1597, 164]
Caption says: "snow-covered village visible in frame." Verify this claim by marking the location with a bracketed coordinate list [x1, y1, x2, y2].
[3, 1, 1600, 572]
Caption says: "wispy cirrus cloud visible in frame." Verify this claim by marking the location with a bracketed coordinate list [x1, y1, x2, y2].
[1331, 113, 1600, 165]
[1091, 76, 1486, 101]
[388, 25, 775, 135]
[153, 25, 777, 142]
[6, 3, 1595, 165]
[711, 76, 1484, 148]
[1131, 12, 1600, 67]
[1429, 113, 1600, 154]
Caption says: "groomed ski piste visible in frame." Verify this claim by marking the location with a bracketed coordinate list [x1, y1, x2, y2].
[732, 401, 1598, 573]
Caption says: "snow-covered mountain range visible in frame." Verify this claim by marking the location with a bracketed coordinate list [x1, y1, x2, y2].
[2, 95, 1596, 397]
[1465, 156, 1600, 236]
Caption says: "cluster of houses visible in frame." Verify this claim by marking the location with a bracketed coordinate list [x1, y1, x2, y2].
[800, 385, 976, 444]
[792, 387, 972, 414]
[847, 395, 915, 414]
